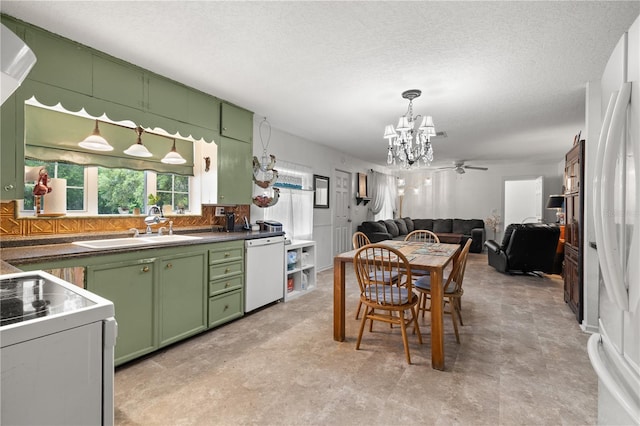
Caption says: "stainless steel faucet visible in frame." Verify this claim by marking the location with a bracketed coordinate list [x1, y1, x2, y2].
[144, 206, 167, 234]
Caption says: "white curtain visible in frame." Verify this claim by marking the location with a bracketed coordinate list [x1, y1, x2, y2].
[264, 188, 313, 240]
[368, 171, 386, 216]
[369, 171, 398, 221]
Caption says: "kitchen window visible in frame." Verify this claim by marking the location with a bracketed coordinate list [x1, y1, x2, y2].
[21, 164, 191, 216]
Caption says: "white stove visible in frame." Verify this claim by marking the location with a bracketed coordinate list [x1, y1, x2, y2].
[0, 270, 117, 425]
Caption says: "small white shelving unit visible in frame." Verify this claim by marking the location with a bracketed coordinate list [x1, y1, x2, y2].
[284, 240, 316, 302]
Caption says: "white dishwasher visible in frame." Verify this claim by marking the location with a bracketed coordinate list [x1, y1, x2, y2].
[245, 236, 285, 312]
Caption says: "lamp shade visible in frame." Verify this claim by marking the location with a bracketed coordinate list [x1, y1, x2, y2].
[161, 139, 187, 164]
[78, 120, 114, 151]
[546, 195, 564, 209]
[383, 125, 396, 139]
[124, 127, 153, 158]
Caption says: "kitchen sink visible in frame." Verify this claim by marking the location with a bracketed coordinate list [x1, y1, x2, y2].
[73, 238, 150, 249]
[139, 235, 203, 243]
[73, 235, 202, 249]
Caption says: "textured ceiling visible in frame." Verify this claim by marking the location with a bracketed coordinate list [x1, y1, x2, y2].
[2, 1, 639, 170]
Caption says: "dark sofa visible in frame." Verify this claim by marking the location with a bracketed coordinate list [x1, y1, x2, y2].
[357, 217, 486, 253]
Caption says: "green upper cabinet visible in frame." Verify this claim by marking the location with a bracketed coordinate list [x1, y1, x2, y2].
[217, 136, 252, 205]
[188, 90, 220, 132]
[148, 75, 188, 122]
[23, 27, 93, 96]
[0, 93, 21, 201]
[92, 55, 145, 109]
[221, 102, 253, 143]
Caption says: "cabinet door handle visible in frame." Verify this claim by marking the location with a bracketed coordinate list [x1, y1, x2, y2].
[224, 252, 230, 257]
[223, 304, 229, 311]
[166, 263, 173, 269]
[141, 266, 150, 273]
[4, 184, 14, 191]
[225, 282, 230, 288]
[224, 267, 230, 273]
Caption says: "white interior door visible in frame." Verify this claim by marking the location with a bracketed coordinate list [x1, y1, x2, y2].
[333, 169, 351, 255]
[504, 176, 544, 227]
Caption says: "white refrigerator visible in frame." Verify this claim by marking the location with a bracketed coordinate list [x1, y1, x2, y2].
[589, 14, 640, 425]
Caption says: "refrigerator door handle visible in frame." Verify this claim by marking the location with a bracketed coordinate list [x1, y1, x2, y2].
[588, 333, 640, 423]
[593, 90, 626, 311]
[601, 82, 632, 311]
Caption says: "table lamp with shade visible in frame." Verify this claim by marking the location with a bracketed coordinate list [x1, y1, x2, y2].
[546, 195, 565, 224]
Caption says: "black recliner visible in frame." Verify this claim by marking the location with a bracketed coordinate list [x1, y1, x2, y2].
[484, 223, 561, 276]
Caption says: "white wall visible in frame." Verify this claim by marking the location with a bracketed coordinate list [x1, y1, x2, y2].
[250, 117, 386, 271]
[399, 161, 564, 242]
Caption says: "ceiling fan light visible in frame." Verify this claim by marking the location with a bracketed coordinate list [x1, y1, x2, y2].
[78, 120, 114, 151]
[161, 139, 187, 164]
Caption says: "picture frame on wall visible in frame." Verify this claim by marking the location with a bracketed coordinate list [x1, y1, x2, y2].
[313, 175, 330, 208]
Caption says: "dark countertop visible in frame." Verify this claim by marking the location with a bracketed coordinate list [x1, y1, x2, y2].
[0, 229, 285, 268]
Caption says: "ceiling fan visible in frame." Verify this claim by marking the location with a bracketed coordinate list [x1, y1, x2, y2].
[439, 161, 488, 174]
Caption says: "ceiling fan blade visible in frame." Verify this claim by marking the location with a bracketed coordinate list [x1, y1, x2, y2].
[464, 165, 488, 171]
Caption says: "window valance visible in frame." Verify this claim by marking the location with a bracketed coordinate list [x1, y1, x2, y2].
[25, 102, 196, 176]
[19, 79, 218, 145]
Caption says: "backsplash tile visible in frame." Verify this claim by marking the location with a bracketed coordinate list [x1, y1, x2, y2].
[0, 202, 251, 237]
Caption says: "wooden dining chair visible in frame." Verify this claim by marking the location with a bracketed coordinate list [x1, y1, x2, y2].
[403, 230, 440, 279]
[413, 239, 472, 343]
[404, 229, 440, 244]
[353, 244, 422, 364]
[352, 231, 370, 250]
[352, 231, 372, 320]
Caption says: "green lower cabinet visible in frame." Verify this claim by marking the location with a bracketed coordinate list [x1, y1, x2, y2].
[208, 289, 243, 328]
[86, 248, 208, 366]
[86, 258, 156, 366]
[159, 252, 207, 347]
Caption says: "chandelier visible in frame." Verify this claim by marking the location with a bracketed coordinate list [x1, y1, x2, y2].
[383, 89, 436, 168]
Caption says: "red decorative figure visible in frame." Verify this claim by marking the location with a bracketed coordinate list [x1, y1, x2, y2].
[33, 169, 52, 196]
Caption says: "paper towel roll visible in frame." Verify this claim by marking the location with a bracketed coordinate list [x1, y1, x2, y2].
[43, 178, 66, 215]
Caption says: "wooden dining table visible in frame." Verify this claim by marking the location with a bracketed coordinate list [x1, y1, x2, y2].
[333, 240, 461, 370]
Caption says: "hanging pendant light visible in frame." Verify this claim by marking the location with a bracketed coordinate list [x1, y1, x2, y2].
[79, 119, 114, 151]
[161, 139, 186, 164]
[124, 126, 152, 157]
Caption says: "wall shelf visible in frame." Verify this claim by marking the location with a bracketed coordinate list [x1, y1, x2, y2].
[356, 196, 371, 206]
[284, 240, 316, 302]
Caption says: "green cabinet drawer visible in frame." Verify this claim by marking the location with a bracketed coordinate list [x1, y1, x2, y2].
[208, 289, 243, 328]
[209, 243, 244, 265]
[209, 261, 243, 281]
[209, 275, 243, 297]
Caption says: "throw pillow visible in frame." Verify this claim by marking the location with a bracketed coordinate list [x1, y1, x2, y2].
[394, 219, 408, 235]
[413, 218, 433, 230]
[402, 217, 415, 232]
[382, 219, 400, 237]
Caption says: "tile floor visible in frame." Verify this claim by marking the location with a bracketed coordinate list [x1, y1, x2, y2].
[114, 253, 597, 425]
